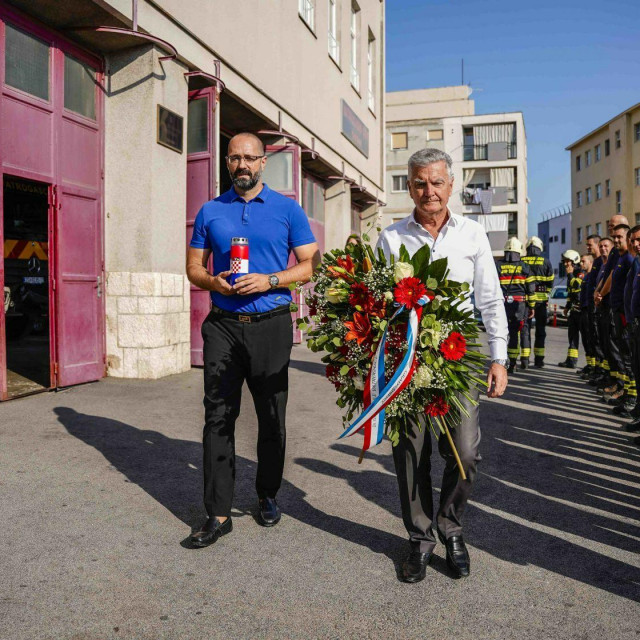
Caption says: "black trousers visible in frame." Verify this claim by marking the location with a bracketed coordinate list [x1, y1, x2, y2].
[522, 302, 547, 359]
[201, 307, 293, 518]
[505, 301, 526, 361]
[579, 308, 592, 359]
[588, 307, 604, 363]
[611, 307, 632, 382]
[567, 310, 581, 360]
[609, 309, 630, 381]
[597, 305, 614, 374]
[392, 390, 481, 552]
[630, 320, 640, 403]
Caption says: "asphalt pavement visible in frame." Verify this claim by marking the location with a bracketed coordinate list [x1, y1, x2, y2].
[1, 325, 639, 639]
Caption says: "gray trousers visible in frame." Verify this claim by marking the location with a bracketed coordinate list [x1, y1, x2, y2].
[392, 390, 481, 552]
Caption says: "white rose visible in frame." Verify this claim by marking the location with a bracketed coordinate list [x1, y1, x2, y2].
[393, 261, 414, 283]
[413, 364, 433, 388]
[352, 375, 365, 391]
[384, 291, 394, 303]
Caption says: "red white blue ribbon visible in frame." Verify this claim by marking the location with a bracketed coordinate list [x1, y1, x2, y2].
[339, 295, 429, 451]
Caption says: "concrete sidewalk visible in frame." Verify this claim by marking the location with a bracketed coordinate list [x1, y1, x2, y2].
[1, 326, 639, 639]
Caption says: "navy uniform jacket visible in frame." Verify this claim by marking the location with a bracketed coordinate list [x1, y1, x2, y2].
[585, 255, 603, 311]
[624, 256, 639, 321]
[610, 251, 634, 311]
[599, 248, 620, 307]
[630, 257, 640, 319]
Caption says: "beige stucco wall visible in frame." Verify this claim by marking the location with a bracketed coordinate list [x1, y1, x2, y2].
[568, 104, 640, 249]
[128, 0, 385, 196]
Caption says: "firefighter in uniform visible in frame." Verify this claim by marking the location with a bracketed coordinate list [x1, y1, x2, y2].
[559, 250, 583, 368]
[497, 237, 535, 373]
[522, 236, 554, 368]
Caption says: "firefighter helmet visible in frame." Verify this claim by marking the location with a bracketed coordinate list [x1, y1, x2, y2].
[561, 249, 581, 265]
[504, 237, 524, 255]
[527, 236, 544, 251]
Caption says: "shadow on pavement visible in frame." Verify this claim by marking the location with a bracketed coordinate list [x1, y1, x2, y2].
[53, 406, 410, 568]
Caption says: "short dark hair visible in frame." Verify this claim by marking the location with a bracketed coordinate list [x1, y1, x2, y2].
[629, 225, 640, 236]
[586, 234, 601, 242]
[581, 253, 594, 261]
[600, 237, 614, 244]
[613, 223, 630, 233]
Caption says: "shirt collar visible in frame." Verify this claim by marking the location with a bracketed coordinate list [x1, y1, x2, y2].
[408, 207, 458, 231]
[229, 183, 270, 203]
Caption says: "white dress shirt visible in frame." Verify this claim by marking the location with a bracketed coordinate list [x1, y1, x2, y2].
[376, 210, 508, 360]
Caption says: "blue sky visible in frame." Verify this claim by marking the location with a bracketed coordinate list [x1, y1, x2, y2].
[385, 0, 640, 235]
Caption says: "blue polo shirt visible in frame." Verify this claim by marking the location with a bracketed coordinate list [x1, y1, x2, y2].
[190, 183, 316, 313]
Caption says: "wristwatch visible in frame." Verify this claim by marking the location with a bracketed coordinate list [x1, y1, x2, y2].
[491, 359, 509, 369]
[268, 274, 280, 289]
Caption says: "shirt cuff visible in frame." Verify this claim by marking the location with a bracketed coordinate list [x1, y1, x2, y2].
[489, 337, 507, 361]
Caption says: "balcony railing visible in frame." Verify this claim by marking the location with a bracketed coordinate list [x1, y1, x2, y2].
[462, 187, 517, 206]
[463, 142, 517, 161]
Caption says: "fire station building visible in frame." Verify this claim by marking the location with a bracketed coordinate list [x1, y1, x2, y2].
[0, 0, 386, 399]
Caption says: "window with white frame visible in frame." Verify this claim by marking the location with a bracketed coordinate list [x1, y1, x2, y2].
[636, 167, 640, 186]
[367, 30, 375, 112]
[635, 123, 640, 142]
[586, 224, 592, 235]
[350, 1, 360, 92]
[595, 144, 601, 162]
[616, 190, 622, 213]
[596, 183, 602, 200]
[392, 175, 408, 192]
[328, 0, 340, 63]
[575, 155, 581, 171]
[586, 187, 592, 204]
[576, 191, 582, 207]
[577, 227, 582, 243]
[299, 0, 315, 31]
[615, 130, 621, 149]
[606, 179, 611, 196]
[585, 149, 592, 166]
[596, 222, 602, 236]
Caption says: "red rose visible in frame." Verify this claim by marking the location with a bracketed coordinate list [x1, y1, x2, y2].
[394, 277, 427, 309]
[425, 394, 450, 417]
[344, 312, 372, 346]
[325, 365, 341, 390]
[439, 332, 467, 361]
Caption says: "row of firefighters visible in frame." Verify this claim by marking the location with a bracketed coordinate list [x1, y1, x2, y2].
[498, 221, 640, 428]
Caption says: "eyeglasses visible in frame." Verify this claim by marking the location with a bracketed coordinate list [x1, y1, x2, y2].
[226, 155, 264, 164]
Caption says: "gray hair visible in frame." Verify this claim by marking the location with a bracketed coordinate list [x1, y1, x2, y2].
[408, 148, 454, 180]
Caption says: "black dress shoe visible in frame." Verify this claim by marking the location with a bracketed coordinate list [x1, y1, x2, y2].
[190, 517, 232, 548]
[400, 550, 433, 583]
[437, 529, 470, 578]
[625, 419, 640, 432]
[258, 497, 281, 527]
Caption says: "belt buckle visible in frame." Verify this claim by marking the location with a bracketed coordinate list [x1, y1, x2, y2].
[506, 296, 514, 304]
[238, 315, 251, 323]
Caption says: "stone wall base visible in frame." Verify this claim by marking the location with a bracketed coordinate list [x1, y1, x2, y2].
[105, 272, 191, 379]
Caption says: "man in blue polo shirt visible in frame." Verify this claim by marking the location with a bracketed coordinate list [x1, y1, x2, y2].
[186, 132, 319, 547]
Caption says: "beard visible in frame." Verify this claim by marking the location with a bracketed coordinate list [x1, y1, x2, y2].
[231, 167, 262, 191]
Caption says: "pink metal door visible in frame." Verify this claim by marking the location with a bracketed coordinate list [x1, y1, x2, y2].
[187, 87, 216, 366]
[0, 7, 104, 392]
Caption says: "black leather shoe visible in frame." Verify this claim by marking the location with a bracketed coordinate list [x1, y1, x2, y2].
[520, 358, 529, 370]
[437, 529, 470, 578]
[190, 517, 232, 547]
[258, 497, 281, 527]
[625, 419, 640, 433]
[400, 550, 433, 583]
[630, 405, 640, 419]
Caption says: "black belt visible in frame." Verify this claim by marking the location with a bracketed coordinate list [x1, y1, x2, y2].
[209, 304, 291, 324]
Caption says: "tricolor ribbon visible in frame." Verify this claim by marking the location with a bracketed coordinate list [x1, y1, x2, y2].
[339, 295, 430, 457]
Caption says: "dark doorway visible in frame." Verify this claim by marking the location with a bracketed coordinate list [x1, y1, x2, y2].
[3, 176, 51, 397]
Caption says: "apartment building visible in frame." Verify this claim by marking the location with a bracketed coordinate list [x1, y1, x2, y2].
[567, 102, 640, 247]
[384, 86, 528, 254]
[0, 0, 385, 399]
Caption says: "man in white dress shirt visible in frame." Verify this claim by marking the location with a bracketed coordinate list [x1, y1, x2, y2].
[377, 148, 509, 583]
